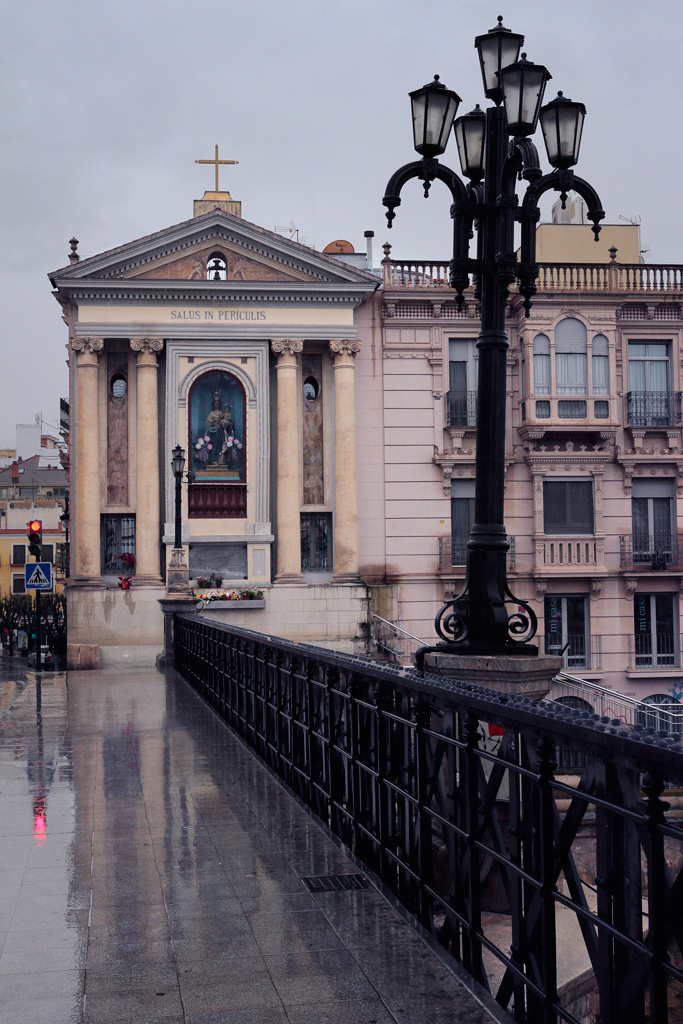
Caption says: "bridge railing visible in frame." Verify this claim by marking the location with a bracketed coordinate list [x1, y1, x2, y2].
[174, 614, 683, 1024]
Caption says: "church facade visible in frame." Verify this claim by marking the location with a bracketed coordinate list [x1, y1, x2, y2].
[50, 191, 384, 666]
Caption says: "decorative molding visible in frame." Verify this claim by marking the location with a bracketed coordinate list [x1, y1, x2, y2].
[271, 338, 304, 356]
[330, 339, 361, 357]
[590, 578, 603, 601]
[178, 359, 257, 407]
[71, 337, 103, 354]
[624, 577, 638, 599]
[130, 337, 164, 354]
[534, 579, 548, 599]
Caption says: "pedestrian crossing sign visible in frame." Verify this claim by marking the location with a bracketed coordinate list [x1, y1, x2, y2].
[25, 562, 52, 590]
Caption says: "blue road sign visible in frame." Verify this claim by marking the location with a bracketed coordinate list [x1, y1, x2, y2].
[25, 562, 52, 590]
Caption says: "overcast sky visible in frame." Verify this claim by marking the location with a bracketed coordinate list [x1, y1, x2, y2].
[1, 0, 681, 445]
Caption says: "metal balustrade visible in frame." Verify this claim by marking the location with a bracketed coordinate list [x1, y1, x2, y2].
[446, 390, 478, 427]
[620, 534, 683, 571]
[175, 615, 683, 1024]
[626, 391, 682, 428]
[539, 633, 602, 671]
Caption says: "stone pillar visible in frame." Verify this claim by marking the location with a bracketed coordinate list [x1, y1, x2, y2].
[272, 339, 305, 584]
[330, 339, 361, 583]
[71, 337, 104, 582]
[130, 338, 164, 583]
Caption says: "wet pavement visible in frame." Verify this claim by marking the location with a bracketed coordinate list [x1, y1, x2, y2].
[0, 660, 497, 1024]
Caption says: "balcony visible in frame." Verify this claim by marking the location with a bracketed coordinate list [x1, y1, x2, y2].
[535, 536, 604, 574]
[439, 536, 516, 574]
[519, 397, 613, 436]
[188, 484, 247, 519]
[446, 390, 477, 428]
[629, 633, 681, 669]
[626, 391, 682, 428]
[620, 533, 683, 572]
[539, 633, 602, 671]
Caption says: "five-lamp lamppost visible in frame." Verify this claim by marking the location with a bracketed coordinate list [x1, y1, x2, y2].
[383, 16, 605, 656]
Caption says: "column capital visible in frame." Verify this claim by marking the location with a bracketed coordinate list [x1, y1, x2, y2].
[130, 337, 164, 354]
[330, 339, 361, 358]
[71, 337, 103, 355]
[271, 338, 303, 357]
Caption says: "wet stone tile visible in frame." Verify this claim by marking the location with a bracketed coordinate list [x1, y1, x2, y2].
[177, 956, 282, 1012]
[265, 949, 379, 1007]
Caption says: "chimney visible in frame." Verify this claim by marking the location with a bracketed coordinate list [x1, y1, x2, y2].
[11, 462, 18, 481]
[364, 230, 374, 262]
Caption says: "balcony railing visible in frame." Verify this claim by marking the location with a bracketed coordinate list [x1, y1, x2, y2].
[445, 390, 477, 428]
[536, 536, 603, 572]
[384, 259, 683, 295]
[174, 615, 683, 1024]
[626, 391, 682, 428]
[188, 484, 247, 519]
[629, 632, 681, 669]
[539, 633, 602, 671]
[620, 533, 682, 571]
[439, 535, 516, 573]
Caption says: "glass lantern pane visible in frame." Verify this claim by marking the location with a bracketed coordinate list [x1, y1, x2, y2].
[411, 93, 427, 150]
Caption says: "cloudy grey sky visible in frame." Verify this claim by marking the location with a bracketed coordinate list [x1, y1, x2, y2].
[1, 0, 681, 445]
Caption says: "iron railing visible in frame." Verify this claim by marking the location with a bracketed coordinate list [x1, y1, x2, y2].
[539, 633, 602, 671]
[550, 672, 683, 733]
[626, 391, 682, 428]
[174, 615, 683, 1024]
[371, 615, 425, 666]
[446, 390, 478, 428]
[629, 633, 681, 669]
[620, 534, 682, 571]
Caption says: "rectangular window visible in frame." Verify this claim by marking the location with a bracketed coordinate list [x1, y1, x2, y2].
[592, 335, 610, 395]
[533, 335, 551, 395]
[11, 574, 25, 595]
[544, 479, 594, 535]
[11, 545, 25, 565]
[300, 512, 332, 571]
[633, 593, 677, 667]
[448, 339, 478, 426]
[41, 544, 54, 564]
[628, 341, 672, 426]
[450, 480, 475, 565]
[558, 400, 587, 418]
[100, 515, 136, 575]
[632, 479, 674, 565]
[544, 594, 588, 669]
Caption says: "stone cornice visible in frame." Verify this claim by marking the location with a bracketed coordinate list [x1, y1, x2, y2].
[51, 281, 375, 305]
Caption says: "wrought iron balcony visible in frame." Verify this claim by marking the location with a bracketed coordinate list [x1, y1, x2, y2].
[629, 632, 681, 669]
[439, 536, 516, 573]
[620, 533, 682, 571]
[445, 390, 477, 428]
[539, 633, 602, 671]
[626, 390, 682, 428]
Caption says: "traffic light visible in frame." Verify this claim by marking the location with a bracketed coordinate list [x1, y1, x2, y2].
[27, 520, 42, 558]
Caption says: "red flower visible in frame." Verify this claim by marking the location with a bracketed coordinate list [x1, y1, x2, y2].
[118, 576, 133, 590]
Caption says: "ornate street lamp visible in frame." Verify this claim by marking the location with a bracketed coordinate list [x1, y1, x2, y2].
[171, 444, 186, 550]
[382, 18, 605, 657]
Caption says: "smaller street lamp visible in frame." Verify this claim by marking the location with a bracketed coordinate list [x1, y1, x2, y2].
[410, 76, 461, 158]
[497, 53, 551, 136]
[453, 105, 486, 180]
[171, 444, 186, 550]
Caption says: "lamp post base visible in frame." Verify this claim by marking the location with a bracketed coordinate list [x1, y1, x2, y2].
[418, 648, 562, 702]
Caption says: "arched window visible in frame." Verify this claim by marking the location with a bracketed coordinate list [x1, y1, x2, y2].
[555, 318, 587, 394]
[637, 693, 683, 734]
[592, 334, 609, 395]
[206, 252, 227, 281]
[189, 370, 246, 482]
[533, 334, 550, 395]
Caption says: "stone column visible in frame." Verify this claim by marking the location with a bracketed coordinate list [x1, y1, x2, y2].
[131, 338, 164, 584]
[71, 337, 103, 582]
[330, 339, 361, 583]
[272, 339, 305, 584]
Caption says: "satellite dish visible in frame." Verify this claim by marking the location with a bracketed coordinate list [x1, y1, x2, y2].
[323, 239, 355, 254]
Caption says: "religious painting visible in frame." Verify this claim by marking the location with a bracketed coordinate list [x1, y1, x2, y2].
[189, 371, 245, 481]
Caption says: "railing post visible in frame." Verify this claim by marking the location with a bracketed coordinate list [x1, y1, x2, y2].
[536, 737, 558, 1024]
[643, 771, 671, 1024]
[415, 697, 434, 929]
[463, 711, 483, 981]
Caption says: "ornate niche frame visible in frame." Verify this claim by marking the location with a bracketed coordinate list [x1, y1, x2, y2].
[187, 368, 248, 518]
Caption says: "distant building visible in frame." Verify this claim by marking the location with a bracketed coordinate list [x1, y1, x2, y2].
[0, 456, 68, 503]
[0, 505, 65, 596]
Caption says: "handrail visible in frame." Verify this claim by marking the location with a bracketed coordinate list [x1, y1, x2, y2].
[371, 614, 426, 647]
[174, 615, 683, 1024]
[551, 670, 683, 726]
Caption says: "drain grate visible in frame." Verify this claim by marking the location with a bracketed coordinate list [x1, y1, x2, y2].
[302, 873, 369, 893]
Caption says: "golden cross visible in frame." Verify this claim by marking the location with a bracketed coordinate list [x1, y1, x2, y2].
[195, 144, 239, 192]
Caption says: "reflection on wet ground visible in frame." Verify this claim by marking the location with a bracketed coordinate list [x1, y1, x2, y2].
[0, 660, 495, 1024]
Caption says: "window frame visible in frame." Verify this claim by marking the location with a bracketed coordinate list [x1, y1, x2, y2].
[543, 478, 594, 536]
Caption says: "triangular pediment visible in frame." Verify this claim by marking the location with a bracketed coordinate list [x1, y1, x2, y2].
[49, 209, 379, 291]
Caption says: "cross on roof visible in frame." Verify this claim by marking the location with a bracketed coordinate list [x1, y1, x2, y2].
[195, 144, 239, 192]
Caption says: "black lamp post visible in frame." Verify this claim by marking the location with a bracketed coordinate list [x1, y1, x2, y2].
[383, 17, 605, 656]
[171, 444, 186, 550]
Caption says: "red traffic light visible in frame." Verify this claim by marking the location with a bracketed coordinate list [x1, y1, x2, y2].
[27, 520, 42, 558]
